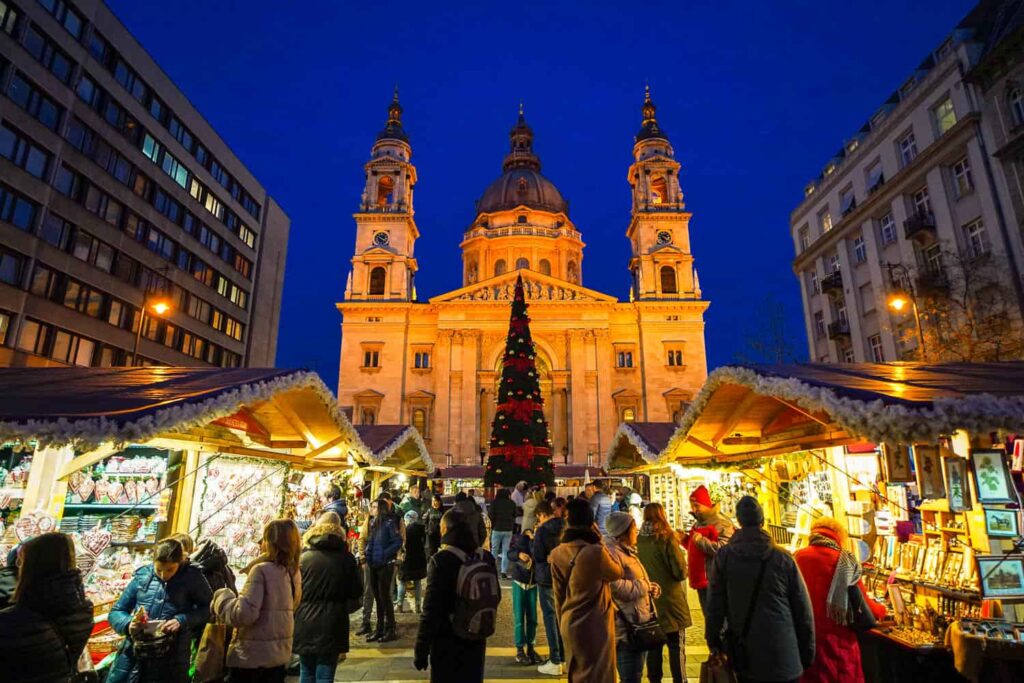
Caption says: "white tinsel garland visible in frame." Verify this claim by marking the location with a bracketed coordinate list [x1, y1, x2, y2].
[370, 425, 435, 474]
[604, 424, 663, 470]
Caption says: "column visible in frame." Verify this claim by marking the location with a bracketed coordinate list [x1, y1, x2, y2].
[567, 329, 589, 463]
[434, 330, 454, 463]
[459, 331, 480, 464]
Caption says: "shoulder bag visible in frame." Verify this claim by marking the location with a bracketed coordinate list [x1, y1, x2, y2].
[722, 555, 769, 672]
[620, 551, 667, 651]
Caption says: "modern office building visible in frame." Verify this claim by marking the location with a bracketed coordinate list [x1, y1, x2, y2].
[0, 0, 289, 368]
[789, 0, 1024, 364]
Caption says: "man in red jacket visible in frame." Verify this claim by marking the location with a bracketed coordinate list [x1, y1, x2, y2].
[680, 485, 734, 615]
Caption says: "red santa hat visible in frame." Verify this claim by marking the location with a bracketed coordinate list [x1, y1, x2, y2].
[689, 485, 713, 508]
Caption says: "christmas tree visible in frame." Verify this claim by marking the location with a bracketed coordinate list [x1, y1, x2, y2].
[484, 275, 555, 487]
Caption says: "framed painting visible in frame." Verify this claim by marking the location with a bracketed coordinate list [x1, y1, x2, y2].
[976, 555, 1024, 601]
[913, 445, 945, 500]
[970, 450, 1016, 505]
[983, 508, 1020, 539]
[883, 444, 915, 483]
[944, 456, 973, 512]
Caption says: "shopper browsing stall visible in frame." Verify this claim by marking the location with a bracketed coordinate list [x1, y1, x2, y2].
[681, 484, 734, 613]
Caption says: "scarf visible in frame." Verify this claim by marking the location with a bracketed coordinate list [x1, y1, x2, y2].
[809, 532, 861, 626]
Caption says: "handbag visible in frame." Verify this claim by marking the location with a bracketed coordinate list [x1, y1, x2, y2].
[699, 653, 739, 683]
[625, 593, 667, 651]
[722, 557, 768, 673]
[193, 622, 231, 682]
[847, 583, 877, 633]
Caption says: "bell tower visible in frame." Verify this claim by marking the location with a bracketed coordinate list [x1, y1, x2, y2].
[626, 87, 700, 301]
[346, 88, 419, 301]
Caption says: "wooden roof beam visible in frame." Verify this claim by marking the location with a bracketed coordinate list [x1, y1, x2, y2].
[769, 396, 831, 427]
[307, 435, 350, 460]
[270, 395, 321, 449]
[711, 390, 761, 446]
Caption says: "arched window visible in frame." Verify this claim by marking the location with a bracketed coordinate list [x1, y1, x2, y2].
[622, 407, 636, 423]
[369, 267, 386, 295]
[567, 260, 578, 284]
[376, 175, 394, 207]
[494, 259, 506, 276]
[539, 259, 551, 276]
[466, 261, 478, 284]
[1011, 88, 1024, 126]
[412, 408, 427, 437]
[660, 266, 677, 294]
[651, 176, 668, 204]
[515, 257, 529, 270]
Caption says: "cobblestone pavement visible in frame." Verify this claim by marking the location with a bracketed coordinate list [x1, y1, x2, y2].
[287, 581, 709, 682]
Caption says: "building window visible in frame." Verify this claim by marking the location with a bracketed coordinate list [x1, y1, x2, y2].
[814, 311, 826, 338]
[868, 334, 884, 363]
[622, 407, 636, 423]
[566, 260, 578, 283]
[835, 300, 849, 325]
[515, 257, 529, 270]
[368, 266, 386, 295]
[842, 347, 855, 363]
[660, 266, 677, 294]
[363, 349, 380, 368]
[853, 235, 867, 264]
[839, 187, 856, 216]
[0, 2, 18, 36]
[798, 225, 810, 252]
[0, 247, 24, 287]
[911, 186, 932, 217]
[932, 97, 957, 136]
[412, 408, 427, 436]
[1010, 88, 1024, 126]
[616, 351, 633, 368]
[818, 209, 832, 233]
[516, 215, 527, 224]
[951, 157, 973, 198]
[666, 348, 684, 367]
[808, 271, 819, 295]
[922, 243, 942, 274]
[0, 182, 38, 231]
[538, 259, 551, 276]
[880, 213, 897, 245]
[897, 130, 917, 168]
[494, 259, 506, 277]
[414, 351, 430, 369]
[360, 408, 376, 425]
[865, 160, 884, 193]
[962, 219, 989, 258]
[0, 123, 50, 179]
[828, 254, 840, 274]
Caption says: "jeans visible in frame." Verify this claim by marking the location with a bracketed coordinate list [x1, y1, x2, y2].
[396, 578, 422, 605]
[615, 643, 646, 683]
[511, 582, 538, 648]
[369, 563, 397, 633]
[647, 629, 685, 683]
[696, 587, 709, 615]
[298, 655, 338, 683]
[360, 562, 374, 627]
[537, 584, 563, 664]
[491, 530, 512, 574]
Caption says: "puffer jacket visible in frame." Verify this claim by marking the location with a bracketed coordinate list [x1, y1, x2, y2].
[531, 516, 564, 587]
[323, 499, 349, 528]
[365, 512, 403, 568]
[107, 563, 212, 683]
[590, 492, 615, 533]
[400, 521, 429, 582]
[0, 570, 93, 683]
[606, 537, 655, 642]
[706, 526, 815, 682]
[294, 522, 362, 657]
[213, 561, 302, 669]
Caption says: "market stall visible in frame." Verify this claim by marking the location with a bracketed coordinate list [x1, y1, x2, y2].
[0, 366, 374, 672]
[657, 362, 1024, 682]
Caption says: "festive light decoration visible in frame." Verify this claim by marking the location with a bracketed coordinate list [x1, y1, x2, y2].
[484, 275, 554, 487]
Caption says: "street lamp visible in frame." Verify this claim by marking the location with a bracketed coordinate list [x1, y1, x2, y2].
[130, 298, 172, 366]
[885, 264, 927, 361]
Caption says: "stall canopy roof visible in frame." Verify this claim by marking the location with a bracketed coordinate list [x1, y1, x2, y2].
[354, 425, 434, 474]
[605, 422, 677, 471]
[663, 363, 1024, 464]
[0, 367, 374, 470]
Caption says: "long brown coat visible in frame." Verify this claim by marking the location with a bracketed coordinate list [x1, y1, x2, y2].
[551, 531, 624, 683]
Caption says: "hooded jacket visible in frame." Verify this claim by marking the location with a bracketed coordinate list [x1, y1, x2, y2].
[107, 562, 212, 683]
[400, 521, 429, 582]
[488, 490, 517, 533]
[0, 570, 94, 683]
[323, 498, 349, 527]
[705, 526, 815, 682]
[636, 526, 692, 633]
[293, 521, 363, 657]
[365, 509, 403, 568]
[531, 516, 564, 588]
[213, 560, 302, 670]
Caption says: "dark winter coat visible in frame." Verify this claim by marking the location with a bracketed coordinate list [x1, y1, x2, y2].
[414, 522, 493, 683]
[0, 565, 16, 610]
[293, 521, 363, 657]
[706, 526, 815, 683]
[323, 499, 349, 527]
[107, 563, 213, 683]
[0, 570, 93, 683]
[454, 499, 487, 547]
[400, 521, 429, 581]
[506, 532, 535, 585]
[488, 491, 517, 532]
[531, 516, 564, 587]
[423, 505, 445, 557]
[192, 540, 236, 593]
[365, 510, 403, 568]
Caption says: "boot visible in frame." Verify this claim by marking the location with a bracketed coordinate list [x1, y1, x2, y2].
[366, 629, 384, 642]
[414, 599, 422, 614]
[380, 628, 398, 643]
[355, 623, 371, 636]
[527, 645, 543, 664]
[515, 647, 530, 665]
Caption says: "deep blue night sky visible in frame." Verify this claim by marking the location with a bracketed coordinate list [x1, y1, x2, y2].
[108, 0, 974, 388]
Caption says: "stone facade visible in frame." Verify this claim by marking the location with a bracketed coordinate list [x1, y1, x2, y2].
[337, 91, 709, 465]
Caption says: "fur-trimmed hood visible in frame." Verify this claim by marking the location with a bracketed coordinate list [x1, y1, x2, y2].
[303, 522, 347, 551]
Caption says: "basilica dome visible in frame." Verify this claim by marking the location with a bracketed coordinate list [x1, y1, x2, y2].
[476, 109, 569, 216]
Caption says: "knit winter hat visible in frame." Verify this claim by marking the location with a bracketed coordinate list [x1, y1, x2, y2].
[736, 495, 764, 527]
[689, 485, 713, 508]
[605, 511, 634, 539]
[566, 497, 595, 528]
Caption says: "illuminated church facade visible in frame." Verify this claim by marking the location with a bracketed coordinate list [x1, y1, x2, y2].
[337, 90, 709, 465]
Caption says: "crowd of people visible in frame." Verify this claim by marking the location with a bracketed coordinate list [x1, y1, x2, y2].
[0, 478, 887, 683]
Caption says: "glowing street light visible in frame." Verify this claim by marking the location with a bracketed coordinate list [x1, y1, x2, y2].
[130, 298, 172, 366]
[887, 294, 909, 312]
[885, 264, 928, 362]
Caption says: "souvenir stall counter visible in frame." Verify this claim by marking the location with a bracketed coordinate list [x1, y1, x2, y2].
[656, 363, 1024, 683]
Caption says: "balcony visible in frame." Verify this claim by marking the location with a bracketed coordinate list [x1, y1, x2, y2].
[821, 271, 844, 296]
[915, 269, 950, 295]
[903, 212, 937, 242]
[827, 320, 851, 340]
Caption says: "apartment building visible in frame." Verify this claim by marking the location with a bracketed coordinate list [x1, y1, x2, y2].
[0, 0, 289, 368]
[790, 0, 1024, 364]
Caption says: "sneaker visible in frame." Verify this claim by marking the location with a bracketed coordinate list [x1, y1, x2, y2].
[538, 661, 563, 675]
[515, 647, 530, 665]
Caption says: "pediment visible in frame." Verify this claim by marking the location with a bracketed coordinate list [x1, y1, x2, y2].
[360, 245, 396, 257]
[430, 270, 619, 303]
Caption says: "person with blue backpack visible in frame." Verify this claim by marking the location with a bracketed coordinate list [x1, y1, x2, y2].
[364, 495, 403, 643]
[414, 507, 501, 682]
